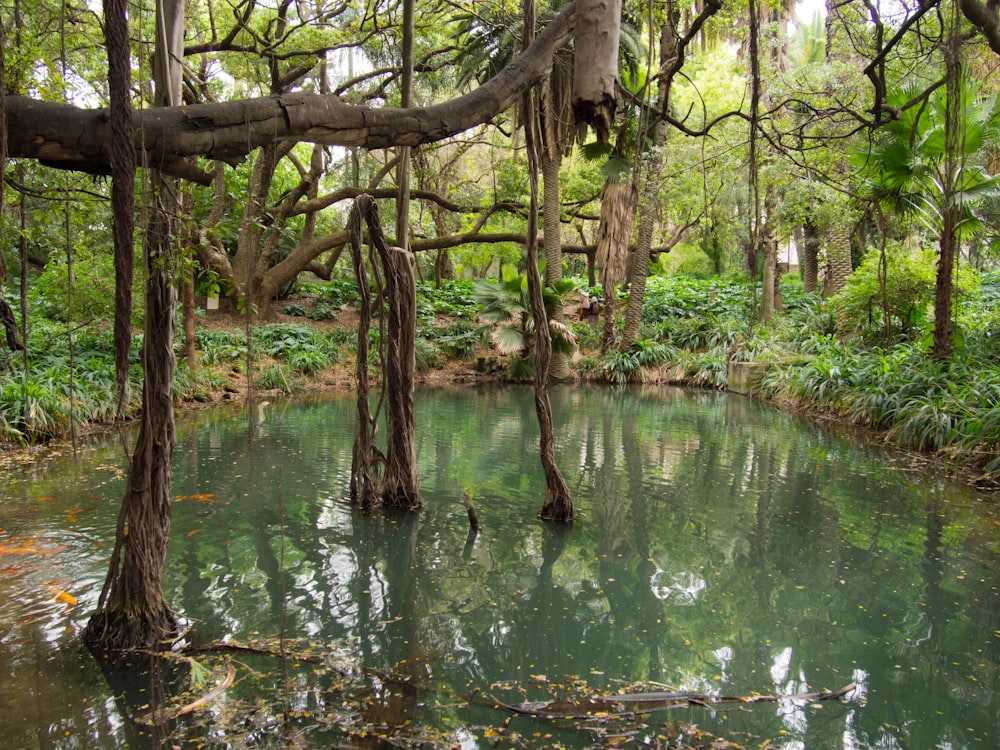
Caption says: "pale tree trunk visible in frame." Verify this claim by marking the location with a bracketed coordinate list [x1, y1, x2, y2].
[824, 212, 853, 300]
[573, 0, 621, 142]
[84, 0, 185, 652]
[231, 144, 281, 313]
[622, 9, 679, 348]
[596, 178, 638, 353]
[525, 0, 573, 523]
[759, 186, 779, 323]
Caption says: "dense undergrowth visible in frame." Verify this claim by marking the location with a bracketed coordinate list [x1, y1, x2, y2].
[3, 271, 1000, 485]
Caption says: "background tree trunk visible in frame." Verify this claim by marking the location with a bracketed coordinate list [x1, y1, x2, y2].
[801, 219, 819, 292]
[622, 9, 679, 348]
[596, 178, 638, 353]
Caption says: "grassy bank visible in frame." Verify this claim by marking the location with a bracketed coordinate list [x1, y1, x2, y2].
[3, 273, 1000, 487]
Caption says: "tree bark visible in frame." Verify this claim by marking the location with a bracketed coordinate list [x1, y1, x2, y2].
[572, 0, 621, 142]
[541, 148, 571, 379]
[525, 0, 573, 523]
[801, 218, 819, 293]
[83, 0, 185, 654]
[595, 178, 638, 353]
[105, 0, 135, 415]
[377, 244, 421, 510]
[83, 168, 180, 652]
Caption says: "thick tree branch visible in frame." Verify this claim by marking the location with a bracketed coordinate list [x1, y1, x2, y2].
[4, 4, 576, 179]
[957, 0, 1000, 53]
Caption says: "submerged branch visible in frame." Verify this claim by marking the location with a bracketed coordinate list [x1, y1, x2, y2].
[478, 683, 856, 721]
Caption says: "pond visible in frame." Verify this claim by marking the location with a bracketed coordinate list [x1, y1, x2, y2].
[1, 385, 998, 748]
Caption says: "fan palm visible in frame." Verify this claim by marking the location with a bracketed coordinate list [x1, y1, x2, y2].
[474, 265, 576, 377]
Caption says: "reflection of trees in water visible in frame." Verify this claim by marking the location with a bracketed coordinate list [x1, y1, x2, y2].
[150, 390, 1000, 746]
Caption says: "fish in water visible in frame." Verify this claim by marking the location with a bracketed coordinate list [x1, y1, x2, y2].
[46, 583, 77, 609]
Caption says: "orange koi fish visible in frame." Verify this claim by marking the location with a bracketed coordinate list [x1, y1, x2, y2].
[46, 584, 78, 608]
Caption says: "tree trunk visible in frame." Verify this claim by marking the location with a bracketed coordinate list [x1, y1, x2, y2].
[622, 10, 679, 349]
[378, 244, 421, 509]
[573, 0, 621, 142]
[105, 0, 135, 415]
[933, 17, 962, 361]
[83, 168, 180, 652]
[801, 218, 819, 292]
[83, 0, 184, 654]
[525, 0, 573, 523]
[824, 212, 853, 299]
[541, 147, 570, 379]
[596, 178, 638, 353]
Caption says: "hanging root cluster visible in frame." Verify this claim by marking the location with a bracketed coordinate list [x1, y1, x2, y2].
[347, 194, 421, 513]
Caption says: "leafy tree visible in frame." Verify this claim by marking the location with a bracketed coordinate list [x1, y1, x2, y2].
[854, 78, 1000, 357]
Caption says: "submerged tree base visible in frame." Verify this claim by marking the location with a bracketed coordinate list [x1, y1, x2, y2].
[83, 606, 181, 653]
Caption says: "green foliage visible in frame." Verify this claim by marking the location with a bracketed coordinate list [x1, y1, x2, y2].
[300, 279, 360, 308]
[835, 244, 935, 342]
[474, 265, 576, 376]
[655, 243, 715, 279]
[307, 302, 340, 321]
[254, 362, 297, 393]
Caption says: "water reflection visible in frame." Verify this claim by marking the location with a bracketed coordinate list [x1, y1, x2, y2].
[1, 385, 998, 748]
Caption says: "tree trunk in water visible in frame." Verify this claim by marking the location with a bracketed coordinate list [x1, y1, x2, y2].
[347, 195, 421, 511]
[596, 179, 638, 353]
[378, 244, 421, 509]
[83, 0, 184, 654]
[801, 219, 819, 293]
[542, 147, 570, 379]
[83, 169, 180, 651]
[525, 0, 573, 523]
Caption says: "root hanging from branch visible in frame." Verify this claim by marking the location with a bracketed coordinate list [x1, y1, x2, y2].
[347, 194, 421, 512]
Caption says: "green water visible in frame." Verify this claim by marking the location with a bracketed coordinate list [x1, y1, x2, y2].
[1, 385, 998, 748]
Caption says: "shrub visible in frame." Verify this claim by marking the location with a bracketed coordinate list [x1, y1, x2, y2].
[655, 242, 715, 279]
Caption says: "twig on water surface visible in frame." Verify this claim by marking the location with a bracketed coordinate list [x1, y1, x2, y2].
[132, 662, 236, 726]
[476, 683, 857, 721]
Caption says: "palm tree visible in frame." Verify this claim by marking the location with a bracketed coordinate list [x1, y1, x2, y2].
[474, 265, 576, 379]
[854, 79, 1000, 358]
